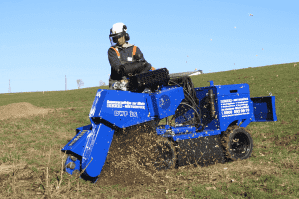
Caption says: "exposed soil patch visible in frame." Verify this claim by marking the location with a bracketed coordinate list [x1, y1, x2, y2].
[0, 102, 85, 121]
[0, 102, 55, 121]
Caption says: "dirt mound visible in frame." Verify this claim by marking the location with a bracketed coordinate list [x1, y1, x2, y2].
[96, 123, 165, 187]
[0, 102, 55, 121]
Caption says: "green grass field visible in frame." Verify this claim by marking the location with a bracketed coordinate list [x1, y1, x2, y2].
[0, 62, 298, 198]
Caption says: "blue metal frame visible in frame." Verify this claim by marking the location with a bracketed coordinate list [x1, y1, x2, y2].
[61, 80, 277, 181]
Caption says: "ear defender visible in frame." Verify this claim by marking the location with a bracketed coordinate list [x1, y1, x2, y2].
[123, 25, 127, 31]
[125, 33, 130, 41]
[123, 25, 129, 41]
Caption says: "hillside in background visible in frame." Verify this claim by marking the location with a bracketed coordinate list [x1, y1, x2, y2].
[0, 62, 298, 198]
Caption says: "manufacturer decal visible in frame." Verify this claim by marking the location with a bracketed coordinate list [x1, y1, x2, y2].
[82, 124, 101, 167]
[220, 98, 250, 117]
[69, 130, 88, 146]
[107, 100, 145, 109]
[159, 95, 170, 110]
[89, 90, 103, 117]
[130, 111, 138, 117]
[114, 111, 128, 117]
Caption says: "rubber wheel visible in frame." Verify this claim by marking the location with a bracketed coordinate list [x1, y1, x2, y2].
[221, 126, 253, 161]
[151, 137, 177, 171]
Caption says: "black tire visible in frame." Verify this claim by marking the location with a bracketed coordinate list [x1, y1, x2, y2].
[221, 126, 253, 161]
[151, 137, 177, 171]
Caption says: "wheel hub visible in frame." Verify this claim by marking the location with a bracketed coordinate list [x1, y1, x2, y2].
[231, 132, 250, 157]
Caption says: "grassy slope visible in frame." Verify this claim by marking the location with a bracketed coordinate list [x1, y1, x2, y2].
[0, 62, 298, 198]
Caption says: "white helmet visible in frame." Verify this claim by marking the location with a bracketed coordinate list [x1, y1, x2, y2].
[109, 22, 130, 46]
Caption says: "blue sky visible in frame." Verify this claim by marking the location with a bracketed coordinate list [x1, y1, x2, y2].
[1, 0, 298, 94]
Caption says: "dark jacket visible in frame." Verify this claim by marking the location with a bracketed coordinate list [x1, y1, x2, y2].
[108, 43, 150, 80]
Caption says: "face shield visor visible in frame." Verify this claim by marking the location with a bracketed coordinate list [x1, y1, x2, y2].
[109, 32, 125, 46]
[109, 36, 117, 46]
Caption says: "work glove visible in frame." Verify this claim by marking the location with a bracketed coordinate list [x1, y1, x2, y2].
[121, 62, 147, 76]
[139, 62, 152, 74]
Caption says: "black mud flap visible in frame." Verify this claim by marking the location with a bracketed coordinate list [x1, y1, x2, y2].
[176, 135, 225, 167]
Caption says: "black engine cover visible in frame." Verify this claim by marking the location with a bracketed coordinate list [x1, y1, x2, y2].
[128, 68, 170, 92]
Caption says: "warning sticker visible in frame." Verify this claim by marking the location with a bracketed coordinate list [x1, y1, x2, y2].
[220, 97, 250, 117]
[107, 100, 145, 109]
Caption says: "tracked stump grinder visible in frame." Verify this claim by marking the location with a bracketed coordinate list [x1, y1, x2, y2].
[62, 68, 277, 182]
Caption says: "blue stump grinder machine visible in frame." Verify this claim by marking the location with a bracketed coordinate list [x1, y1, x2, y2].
[61, 68, 277, 183]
